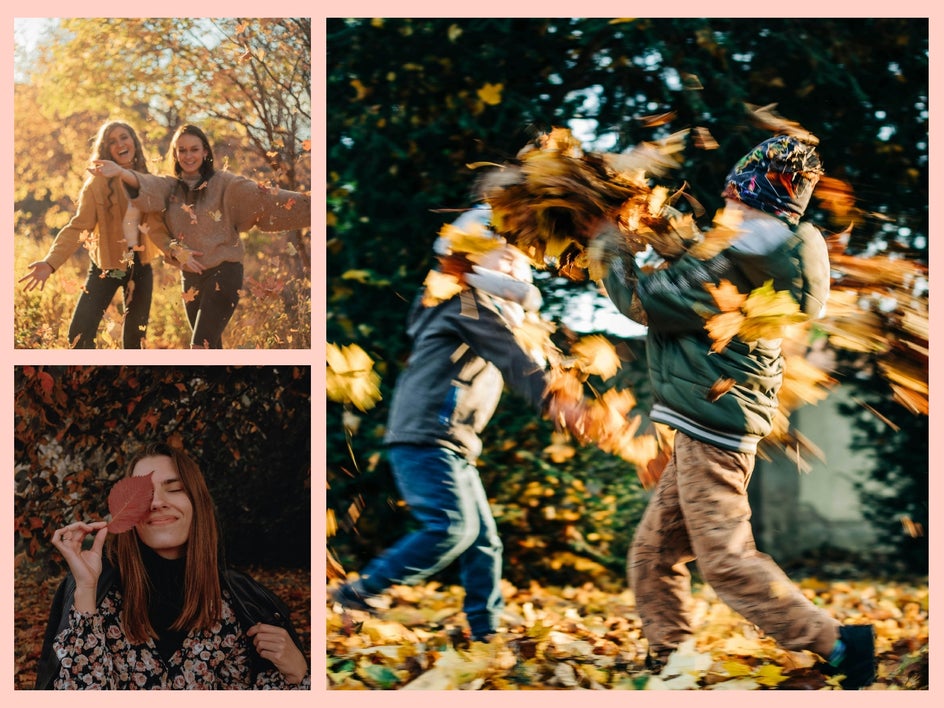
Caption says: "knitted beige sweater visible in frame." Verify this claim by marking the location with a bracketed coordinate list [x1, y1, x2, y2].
[43, 175, 167, 272]
[130, 171, 311, 269]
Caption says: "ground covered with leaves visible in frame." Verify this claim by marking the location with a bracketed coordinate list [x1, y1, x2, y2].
[14, 562, 311, 691]
[326, 577, 928, 690]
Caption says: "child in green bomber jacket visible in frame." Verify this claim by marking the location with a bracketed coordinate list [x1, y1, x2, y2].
[599, 135, 876, 689]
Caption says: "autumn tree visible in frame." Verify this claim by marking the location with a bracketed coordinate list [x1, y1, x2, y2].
[14, 17, 313, 348]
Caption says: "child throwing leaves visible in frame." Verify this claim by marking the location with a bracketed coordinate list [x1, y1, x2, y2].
[332, 205, 584, 641]
[598, 135, 876, 689]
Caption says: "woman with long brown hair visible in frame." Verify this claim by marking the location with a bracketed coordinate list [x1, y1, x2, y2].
[37, 443, 309, 689]
[19, 120, 171, 349]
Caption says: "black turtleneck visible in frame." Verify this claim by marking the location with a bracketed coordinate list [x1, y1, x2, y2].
[139, 544, 189, 661]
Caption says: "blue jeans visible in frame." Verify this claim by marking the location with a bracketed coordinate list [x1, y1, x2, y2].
[359, 444, 504, 638]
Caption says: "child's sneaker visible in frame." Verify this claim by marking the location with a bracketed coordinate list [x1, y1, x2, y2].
[331, 581, 385, 613]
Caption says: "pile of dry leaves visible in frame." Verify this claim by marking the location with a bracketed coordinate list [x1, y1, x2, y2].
[326, 577, 928, 690]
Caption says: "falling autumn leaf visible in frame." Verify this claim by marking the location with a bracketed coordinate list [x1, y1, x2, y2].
[706, 377, 736, 402]
[705, 311, 745, 353]
[705, 279, 748, 313]
[636, 110, 677, 127]
[421, 270, 464, 307]
[326, 342, 382, 412]
[746, 102, 818, 143]
[570, 335, 621, 380]
[107, 472, 154, 533]
[477, 82, 503, 106]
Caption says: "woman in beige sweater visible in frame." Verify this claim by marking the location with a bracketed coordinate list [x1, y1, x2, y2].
[96, 123, 311, 349]
[19, 120, 170, 349]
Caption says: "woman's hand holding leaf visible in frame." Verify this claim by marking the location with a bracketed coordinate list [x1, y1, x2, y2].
[51, 521, 109, 612]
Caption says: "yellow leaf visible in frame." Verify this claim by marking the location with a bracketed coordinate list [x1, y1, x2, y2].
[437, 221, 500, 256]
[755, 663, 789, 687]
[570, 334, 621, 380]
[326, 342, 382, 411]
[721, 660, 753, 677]
[421, 270, 464, 306]
[688, 207, 743, 259]
[544, 440, 576, 463]
[742, 281, 802, 319]
[350, 78, 369, 100]
[341, 269, 373, 283]
[477, 82, 503, 106]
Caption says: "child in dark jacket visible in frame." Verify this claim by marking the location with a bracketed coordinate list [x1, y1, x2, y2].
[333, 206, 577, 641]
[600, 135, 876, 689]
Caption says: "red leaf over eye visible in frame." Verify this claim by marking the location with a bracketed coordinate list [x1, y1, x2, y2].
[107, 472, 154, 533]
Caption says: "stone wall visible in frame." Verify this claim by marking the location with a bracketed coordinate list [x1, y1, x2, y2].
[750, 384, 876, 561]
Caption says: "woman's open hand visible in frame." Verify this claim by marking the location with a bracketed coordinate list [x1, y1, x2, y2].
[19, 261, 54, 292]
[246, 623, 308, 685]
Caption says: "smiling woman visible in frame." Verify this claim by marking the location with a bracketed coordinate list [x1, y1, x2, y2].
[36, 442, 311, 690]
[18, 120, 172, 349]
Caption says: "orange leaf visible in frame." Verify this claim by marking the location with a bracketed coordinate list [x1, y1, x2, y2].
[705, 279, 747, 312]
[707, 377, 736, 402]
[570, 335, 621, 380]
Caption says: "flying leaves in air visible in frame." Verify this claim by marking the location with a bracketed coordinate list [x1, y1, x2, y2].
[181, 203, 198, 224]
[477, 82, 504, 106]
[421, 270, 464, 307]
[746, 102, 819, 143]
[704, 280, 807, 353]
[327, 342, 382, 412]
[569, 335, 621, 380]
[107, 472, 154, 533]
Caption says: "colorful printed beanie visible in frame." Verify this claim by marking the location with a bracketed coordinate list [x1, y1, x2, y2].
[721, 135, 824, 225]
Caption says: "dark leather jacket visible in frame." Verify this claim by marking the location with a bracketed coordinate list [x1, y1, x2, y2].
[34, 561, 306, 690]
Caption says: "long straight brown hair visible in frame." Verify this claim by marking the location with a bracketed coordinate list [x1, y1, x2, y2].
[107, 443, 222, 644]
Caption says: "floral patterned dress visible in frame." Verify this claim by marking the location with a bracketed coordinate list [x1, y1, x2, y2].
[52, 586, 310, 690]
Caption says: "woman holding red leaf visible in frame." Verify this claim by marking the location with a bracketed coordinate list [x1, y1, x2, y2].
[95, 123, 311, 349]
[36, 443, 310, 690]
[18, 120, 171, 349]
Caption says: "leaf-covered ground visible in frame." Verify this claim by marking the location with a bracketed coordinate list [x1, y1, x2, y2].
[326, 577, 928, 690]
[14, 562, 311, 691]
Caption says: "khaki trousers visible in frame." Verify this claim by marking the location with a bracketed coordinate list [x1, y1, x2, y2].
[628, 431, 840, 659]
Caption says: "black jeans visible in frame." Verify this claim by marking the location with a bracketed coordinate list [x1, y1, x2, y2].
[181, 261, 243, 349]
[67, 253, 153, 349]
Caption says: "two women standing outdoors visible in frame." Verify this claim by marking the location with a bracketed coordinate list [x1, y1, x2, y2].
[19, 120, 311, 349]
[95, 124, 311, 349]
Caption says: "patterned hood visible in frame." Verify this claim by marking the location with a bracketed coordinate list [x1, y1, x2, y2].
[721, 135, 824, 226]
